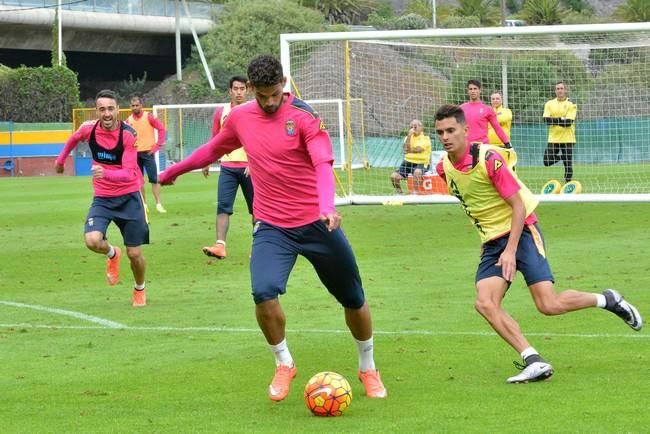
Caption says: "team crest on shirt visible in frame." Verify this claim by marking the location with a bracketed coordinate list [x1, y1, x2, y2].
[285, 119, 296, 136]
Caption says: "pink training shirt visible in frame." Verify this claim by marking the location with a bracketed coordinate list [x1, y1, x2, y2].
[56, 121, 142, 197]
[461, 101, 510, 145]
[436, 144, 537, 225]
[161, 93, 336, 228]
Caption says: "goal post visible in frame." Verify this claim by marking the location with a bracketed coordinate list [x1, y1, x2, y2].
[281, 22, 650, 203]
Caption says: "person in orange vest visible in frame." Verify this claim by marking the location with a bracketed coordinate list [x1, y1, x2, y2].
[127, 96, 167, 213]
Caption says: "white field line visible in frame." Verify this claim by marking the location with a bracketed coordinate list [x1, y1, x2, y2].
[1, 300, 647, 339]
[0, 301, 126, 329]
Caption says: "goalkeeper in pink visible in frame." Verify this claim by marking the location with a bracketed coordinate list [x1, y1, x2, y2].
[159, 54, 387, 401]
[55, 89, 149, 307]
[461, 79, 511, 146]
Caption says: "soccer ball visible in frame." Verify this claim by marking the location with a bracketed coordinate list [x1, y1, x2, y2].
[304, 371, 352, 417]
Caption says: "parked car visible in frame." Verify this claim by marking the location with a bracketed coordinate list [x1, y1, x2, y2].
[505, 19, 527, 27]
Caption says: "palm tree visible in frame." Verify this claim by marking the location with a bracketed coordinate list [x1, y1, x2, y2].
[615, 0, 650, 22]
[520, 0, 564, 25]
[299, 0, 376, 24]
[455, 0, 501, 26]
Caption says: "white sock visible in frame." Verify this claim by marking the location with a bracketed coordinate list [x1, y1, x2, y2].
[134, 282, 145, 291]
[270, 339, 293, 367]
[216, 240, 226, 246]
[520, 346, 538, 360]
[594, 293, 607, 308]
[355, 337, 376, 372]
[107, 245, 115, 259]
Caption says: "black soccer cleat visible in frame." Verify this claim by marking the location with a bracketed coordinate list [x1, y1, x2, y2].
[603, 289, 643, 331]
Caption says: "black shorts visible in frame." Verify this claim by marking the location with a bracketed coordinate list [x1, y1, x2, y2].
[84, 192, 150, 247]
[217, 166, 254, 215]
[249, 220, 365, 308]
[476, 223, 554, 286]
[395, 161, 425, 179]
[137, 152, 158, 184]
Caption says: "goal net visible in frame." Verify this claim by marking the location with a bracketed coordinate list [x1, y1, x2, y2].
[281, 23, 650, 203]
[153, 100, 365, 199]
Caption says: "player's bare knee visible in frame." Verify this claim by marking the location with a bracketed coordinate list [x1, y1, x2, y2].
[535, 299, 564, 316]
[125, 246, 143, 261]
[474, 299, 496, 317]
[83, 233, 103, 251]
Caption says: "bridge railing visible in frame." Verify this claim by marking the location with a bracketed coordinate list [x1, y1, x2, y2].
[0, 0, 220, 20]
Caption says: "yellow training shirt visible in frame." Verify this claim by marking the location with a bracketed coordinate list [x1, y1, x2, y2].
[543, 98, 577, 143]
[218, 104, 248, 163]
[487, 105, 512, 146]
[404, 133, 431, 165]
[442, 145, 538, 244]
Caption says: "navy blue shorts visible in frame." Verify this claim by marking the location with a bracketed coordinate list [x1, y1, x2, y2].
[84, 192, 150, 247]
[249, 220, 365, 308]
[476, 223, 554, 286]
[396, 160, 426, 179]
[137, 152, 158, 184]
[217, 166, 254, 215]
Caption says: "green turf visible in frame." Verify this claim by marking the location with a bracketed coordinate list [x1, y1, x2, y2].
[1, 174, 648, 433]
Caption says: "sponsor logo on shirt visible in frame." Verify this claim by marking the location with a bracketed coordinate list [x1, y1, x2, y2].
[97, 151, 117, 162]
[285, 119, 296, 136]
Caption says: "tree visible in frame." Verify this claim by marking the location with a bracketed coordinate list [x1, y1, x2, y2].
[520, 0, 564, 25]
[562, 0, 592, 13]
[455, 0, 501, 26]
[193, 0, 324, 97]
[615, 0, 650, 22]
[299, 0, 377, 24]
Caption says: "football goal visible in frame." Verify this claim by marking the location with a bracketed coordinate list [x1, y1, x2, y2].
[281, 22, 650, 203]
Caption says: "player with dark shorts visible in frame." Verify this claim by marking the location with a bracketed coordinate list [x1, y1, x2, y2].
[250, 220, 363, 308]
[217, 166, 253, 215]
[138, 152, 159, 184]
[160, 55, 387, 402]
[85, 192, 150, 247]
[56, 89, 150, 307]
[435, 104, 642, 385]
[202, 75, 253, 260]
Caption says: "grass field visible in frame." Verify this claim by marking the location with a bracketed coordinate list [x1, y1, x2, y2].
[1, 174, 649, 433]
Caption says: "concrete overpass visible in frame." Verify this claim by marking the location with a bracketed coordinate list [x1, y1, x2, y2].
[0, 1, 218, 98]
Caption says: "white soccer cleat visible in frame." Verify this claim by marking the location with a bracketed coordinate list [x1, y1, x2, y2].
[507, 362, 554, 384]
[603, 289, 643, 331]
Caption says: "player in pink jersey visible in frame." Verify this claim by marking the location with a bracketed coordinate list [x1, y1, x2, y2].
[160, 55, 386, 401]
[201, 76, 254, 260]
[460, 79, 511, 146]
[55, 89, 149, 307]
[434, 104, 642, 384]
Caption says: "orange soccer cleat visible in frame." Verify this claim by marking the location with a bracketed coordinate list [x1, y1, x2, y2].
[358, 369, 387, 398]
[202, 243, 227, 259]
[132, 289, 146, 307]
[106, 246, 121, 286]
[268, 364, 297, 401]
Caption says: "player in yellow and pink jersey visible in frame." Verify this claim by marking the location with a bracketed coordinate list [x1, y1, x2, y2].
[434, 104, 642, 384]
[160, 55, 387, 402]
